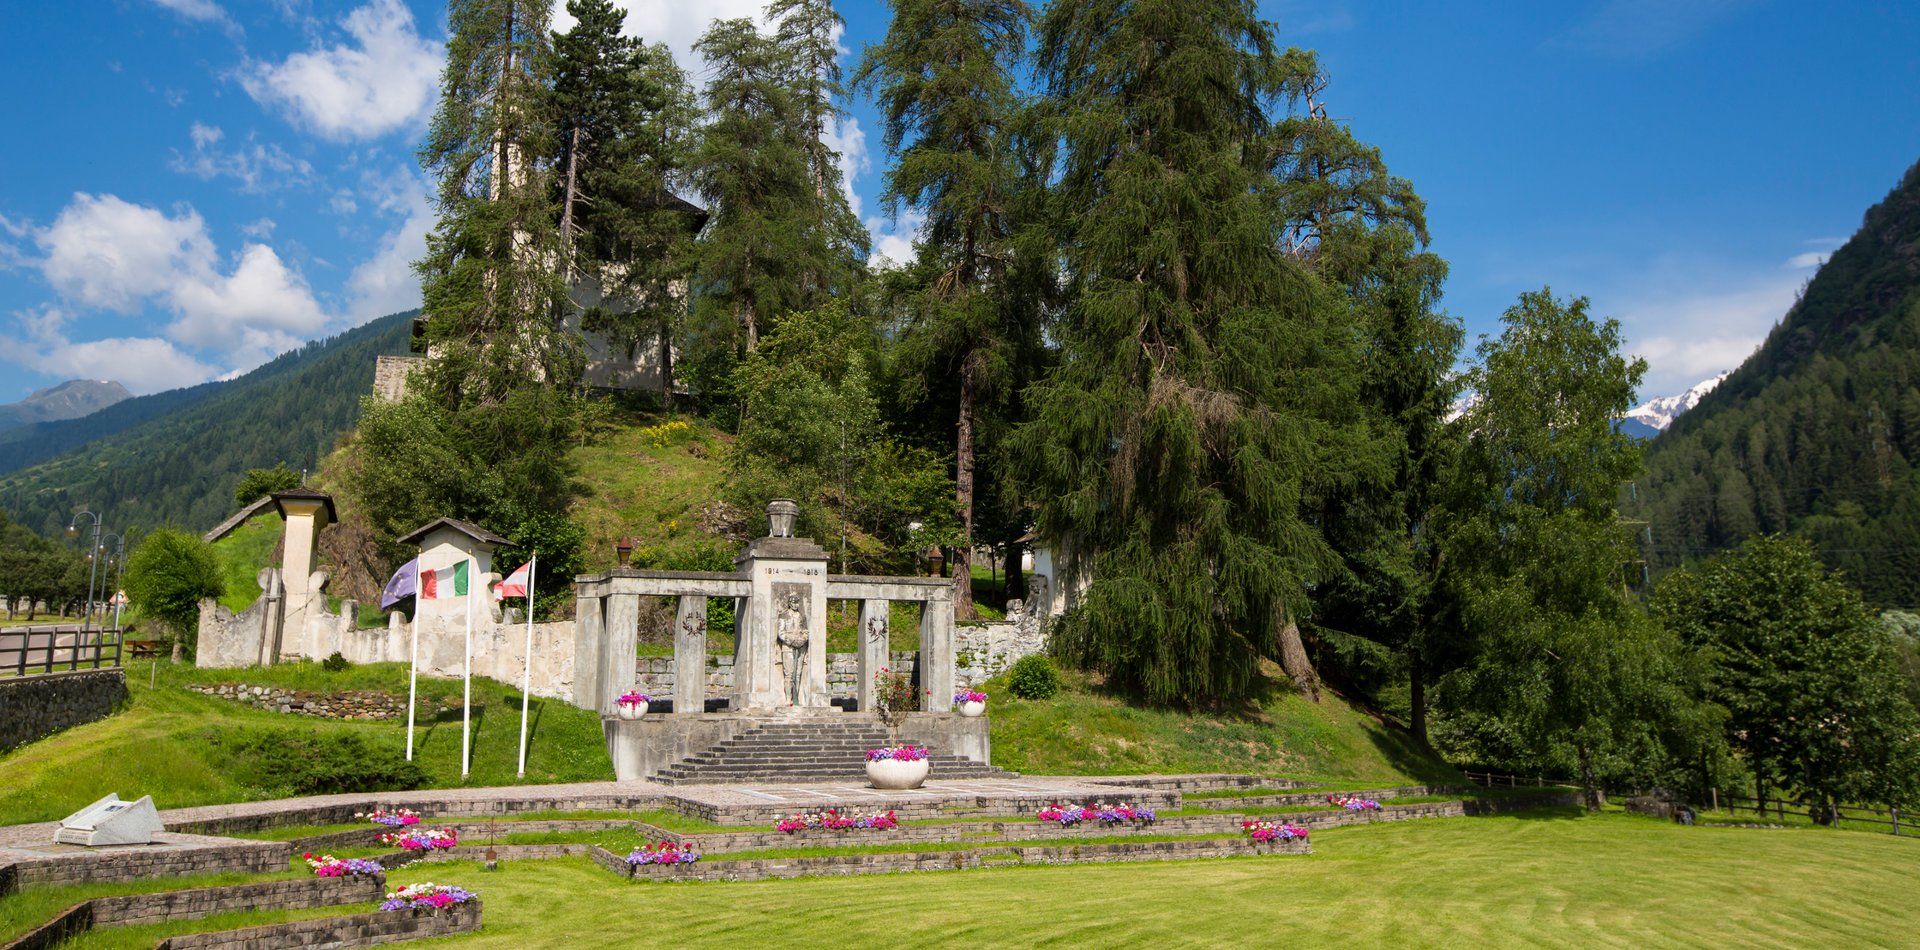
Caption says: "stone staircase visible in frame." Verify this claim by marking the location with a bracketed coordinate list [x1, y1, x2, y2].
[651, 720, 1014, 785]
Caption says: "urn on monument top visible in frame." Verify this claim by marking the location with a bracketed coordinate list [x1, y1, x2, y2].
[767, 499, 800, 538]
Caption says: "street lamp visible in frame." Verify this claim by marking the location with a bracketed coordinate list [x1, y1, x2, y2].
[66, 510, 103, 645]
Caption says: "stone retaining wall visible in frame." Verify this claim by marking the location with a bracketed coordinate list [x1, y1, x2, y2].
[6, 839, 289, 889]
[0, 875, 382, 950]
[289, 819, 635, 856]
[592, 836, 1308, 883]
[153, 901, 481, 949]
[0, 668, 127, 753]
[169, 794, 669, 836]
[1089, 775, 1313, 793]
[645, 816, 1232, 853]
[90, 875, 384, 927]
[185, 684, 455, 721]
[1188, 784, 1463, 810]
[670, 790, 1181, 826]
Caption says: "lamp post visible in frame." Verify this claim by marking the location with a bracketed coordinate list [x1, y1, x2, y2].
[65, 518, 103, 644]
[99, 533, 126, 632]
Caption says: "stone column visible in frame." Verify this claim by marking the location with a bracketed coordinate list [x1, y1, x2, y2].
[572, 586, 604, 712]
[273, 495, 331, 662]
[921, 589, 955, 712]
[857, 599, 890, 713]
[602, 589, 640, 715]
[673, 596, 707, 715]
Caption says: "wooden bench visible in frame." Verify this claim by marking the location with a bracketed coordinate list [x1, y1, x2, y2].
[125, 640, 166, 659]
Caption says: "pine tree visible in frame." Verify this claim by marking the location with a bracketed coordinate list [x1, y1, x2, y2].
[1017, 0, 1361, 707]
[766, 0, 869, 307]
[548, 1, 700, 403]
[418, 0, 576, 406]
[854, 0, 1035, 619]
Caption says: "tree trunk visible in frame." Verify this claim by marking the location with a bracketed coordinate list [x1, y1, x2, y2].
[1273, 605, 1320, 701]
[1409, 658, 1428, 746]
[953, 360, 978, 620]
[1578, 742, 1601, 811]
[560, 126, 582, 274]
[659, 314, 674, 408]
[1007, 540, 1026, 603]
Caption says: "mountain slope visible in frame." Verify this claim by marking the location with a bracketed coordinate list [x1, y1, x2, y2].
[1638, 159, 1920, 604]
[0, 380, 131, 433]
[0, 311, 415, 538]
[1625, 372, 1728, 434]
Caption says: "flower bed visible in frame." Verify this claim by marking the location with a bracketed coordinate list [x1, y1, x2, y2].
[1328, 795, 1381, 811]
[1242, 820, 1310, 843]
[626, 842, 701, 866]
[380, 882, 478, 911]
[866, 746, 929, 762]
[377, 827, 459, 851]
[302, 852, 384, 877]
[356, 808, 422, 827]
[774, 809, 900, 833]
[1035, 801, 1158, 828]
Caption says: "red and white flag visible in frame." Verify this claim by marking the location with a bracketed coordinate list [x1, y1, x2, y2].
[495, 560, 533, 600]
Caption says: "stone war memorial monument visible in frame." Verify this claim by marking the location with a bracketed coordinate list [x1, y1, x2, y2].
[198, 495, 1029, 784]
[588, 500, 1008, 783]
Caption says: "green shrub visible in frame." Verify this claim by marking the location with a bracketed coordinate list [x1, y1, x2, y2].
[206, 727, 428, 797]
[1007, 654, 1060, 700]
[321, 651, 350, 672]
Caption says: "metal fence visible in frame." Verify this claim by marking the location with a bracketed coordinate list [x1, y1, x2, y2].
[1464, 769, 1910, 839]
[0, 625, 125, 676]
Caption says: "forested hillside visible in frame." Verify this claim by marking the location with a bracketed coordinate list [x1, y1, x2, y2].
[1637, 158, 1920, 605]
[0, 311, 414, 538]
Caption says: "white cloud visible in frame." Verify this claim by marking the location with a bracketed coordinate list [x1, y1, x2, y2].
[866, 207, 925, 270]
[149, 0, 225, 22]
[823, 115, 868, 220]
[0, 314, 219, 395]
[345, 169, 433, 321]
[1615, 241, 1839, 396]
[37, 194, 215, 313]
[31, 193, 329, 374]
[241, 0, 442, 142]
[241, 217, 276, 239]
[168, 122, 315, 192]
[551, 0, 772, 76]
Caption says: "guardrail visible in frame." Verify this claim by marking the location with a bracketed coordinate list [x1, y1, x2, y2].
[0, 625, 125, 676]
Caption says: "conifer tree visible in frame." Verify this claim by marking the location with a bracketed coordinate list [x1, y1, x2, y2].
[767, 0, 869, 306]
[855, 0, 1035, 618]
[418, 0, 576, 405]
[548, 1, 699, 403]
[1017, 0, 1361, 707]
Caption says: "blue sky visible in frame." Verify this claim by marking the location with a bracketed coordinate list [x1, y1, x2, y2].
[2, 1, 1916, 402]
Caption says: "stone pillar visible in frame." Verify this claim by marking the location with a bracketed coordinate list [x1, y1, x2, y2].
[572, 588, 603, 712]
[272, 493, 332, 663]
[735, 530, 830, 711]
[673, 596, 707, 715]
[922, 589, 955, 712]
[602, 590, 640, 715]
[857, 599, 890, 713]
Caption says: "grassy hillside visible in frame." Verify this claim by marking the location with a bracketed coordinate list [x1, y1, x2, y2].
[0, 661, 612, 825]
[985, 665, 1455, 784]
[567, 412, 734, 573]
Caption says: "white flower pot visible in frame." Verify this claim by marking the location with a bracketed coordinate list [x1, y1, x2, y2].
[957, 700, 986, 718]
[616, 701, 648, 720]
[865, 756, 930, 789]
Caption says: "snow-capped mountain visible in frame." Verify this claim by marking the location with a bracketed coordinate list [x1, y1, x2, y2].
[1622, 371, 1730, 436]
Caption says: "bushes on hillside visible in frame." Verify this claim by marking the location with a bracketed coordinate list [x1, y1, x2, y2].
[1007, 655, 1060, 700]
[207, 727, 428, 798]
[125, 528, 224, 660]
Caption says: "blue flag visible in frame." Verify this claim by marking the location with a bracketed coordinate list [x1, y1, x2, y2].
[380, 557, 419, 609]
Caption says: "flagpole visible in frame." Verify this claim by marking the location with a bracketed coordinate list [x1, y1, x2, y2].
[404, 597, 419, 761]
[516, 551, 536, 778]
[461, 554, 473, 779]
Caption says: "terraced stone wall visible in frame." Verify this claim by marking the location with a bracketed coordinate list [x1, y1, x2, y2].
[153, 902, 481, 949]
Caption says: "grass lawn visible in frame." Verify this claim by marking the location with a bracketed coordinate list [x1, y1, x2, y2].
[0, 660, 613, 825]
[305, 811, 1917, 948]
[984, 666, 1458, 784]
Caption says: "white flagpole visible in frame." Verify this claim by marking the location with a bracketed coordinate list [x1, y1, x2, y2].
[404, 574, 419, 760]
[461, 554, 473, 779]
[516, 552, 536, 777]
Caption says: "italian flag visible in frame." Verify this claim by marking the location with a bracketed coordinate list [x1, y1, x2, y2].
[419, 561, 469, 600]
